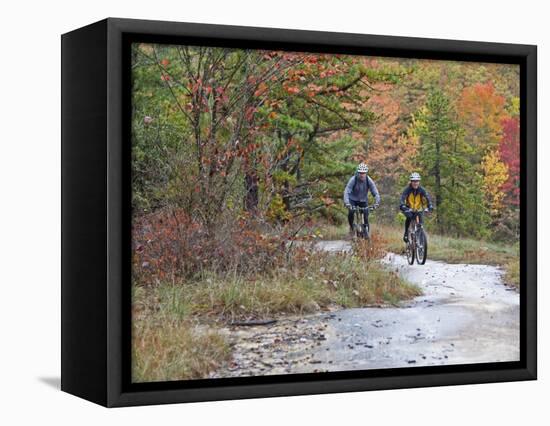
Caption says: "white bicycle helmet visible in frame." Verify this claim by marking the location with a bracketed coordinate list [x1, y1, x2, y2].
[409, 172, 421, 181]
[357, 163, 369, 173]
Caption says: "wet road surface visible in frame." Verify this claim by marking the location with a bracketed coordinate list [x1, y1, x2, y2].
[213, 248, 519, 378]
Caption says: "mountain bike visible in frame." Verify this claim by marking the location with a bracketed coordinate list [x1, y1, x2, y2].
[405, 208, 430, 265]
[349, 205, 376, 240]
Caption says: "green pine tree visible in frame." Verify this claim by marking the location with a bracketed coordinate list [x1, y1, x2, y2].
[412, 90, 489, 237]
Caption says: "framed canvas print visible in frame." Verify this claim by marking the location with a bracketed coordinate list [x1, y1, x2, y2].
[61, 18, 537, 407]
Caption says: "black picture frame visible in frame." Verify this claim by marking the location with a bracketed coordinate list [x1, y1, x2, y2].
[61, 17, 537, 407]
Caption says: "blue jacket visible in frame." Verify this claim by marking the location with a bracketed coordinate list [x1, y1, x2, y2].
[343, 174, 380, 206]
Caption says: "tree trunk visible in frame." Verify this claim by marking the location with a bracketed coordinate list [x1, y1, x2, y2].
[244, 172, 259, 212]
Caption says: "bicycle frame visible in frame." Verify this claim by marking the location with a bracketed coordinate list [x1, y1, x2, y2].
[406, 208, 429, 265]
[410, 209, 424, 231]
[350, 205, 375, 239]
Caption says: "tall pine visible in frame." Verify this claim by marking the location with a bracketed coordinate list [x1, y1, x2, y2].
[412, 90, 489, 238]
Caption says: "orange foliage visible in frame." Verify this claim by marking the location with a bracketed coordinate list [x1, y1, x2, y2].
[457, 83, 507, 150]
[363, 89, 416, 180]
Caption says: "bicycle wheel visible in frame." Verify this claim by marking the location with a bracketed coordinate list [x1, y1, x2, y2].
[406, 235, 415, 265]
[356, 211, 364, 238]
[415, 229, 428, 265]
[364, 224, 370, 240]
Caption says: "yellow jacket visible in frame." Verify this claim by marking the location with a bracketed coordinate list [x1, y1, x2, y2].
[400, 185, 433, 211]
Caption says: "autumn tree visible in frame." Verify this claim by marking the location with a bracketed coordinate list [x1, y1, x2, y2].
[254, 53, 398, 220]
[481, 149, 509, 217]
[411, 90, 488, 237]
[457, 82, 507, 162]
[360, 74, 417, 222]
[499, 116, 520, 206]
[131, 44, 303, 227]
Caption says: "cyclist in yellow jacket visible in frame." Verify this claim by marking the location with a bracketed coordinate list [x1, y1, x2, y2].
[400, 172, 433, 242]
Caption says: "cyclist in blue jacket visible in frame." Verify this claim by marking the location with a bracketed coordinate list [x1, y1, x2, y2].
[343, 163, 380, 236]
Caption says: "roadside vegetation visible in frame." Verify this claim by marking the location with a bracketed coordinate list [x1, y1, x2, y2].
[132, 219, 419, 382]
[135, 239, 419, 321]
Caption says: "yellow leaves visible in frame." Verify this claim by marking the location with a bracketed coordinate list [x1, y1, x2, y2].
[481, 149, 509, 217]
[266, 193, 291, 223]
[508, 96, 520, 117]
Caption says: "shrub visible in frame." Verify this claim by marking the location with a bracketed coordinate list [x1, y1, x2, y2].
[353, 231, 388, 261]
[133, 208, 287, 285]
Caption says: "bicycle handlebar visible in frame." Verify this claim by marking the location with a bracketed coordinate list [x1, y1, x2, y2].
[407, 208, 431, 214]
[348, 205, 377, 211]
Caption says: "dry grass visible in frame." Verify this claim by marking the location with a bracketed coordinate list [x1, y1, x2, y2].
[377, 224, 519, 265]
[297, 221, 350, 241]
[133, 252, 420, 323]
[133, 228, 420, 320]
[503, 258, 520, 288]
[428, 236, 517, 266]
[132, 313, 231, 382]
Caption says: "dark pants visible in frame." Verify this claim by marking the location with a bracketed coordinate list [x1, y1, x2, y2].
[404, 211, 423, 236]
[348, 200, 369, 229]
